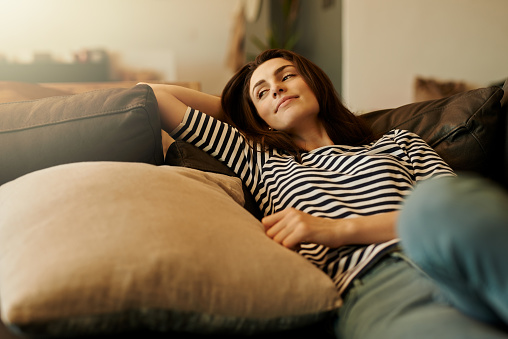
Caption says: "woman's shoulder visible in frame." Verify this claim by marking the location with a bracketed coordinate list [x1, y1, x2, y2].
[380, 129, 425, 141]
[367, 129, 427, 150]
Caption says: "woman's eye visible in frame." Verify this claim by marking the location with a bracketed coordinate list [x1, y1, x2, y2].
[282, 74, 296, 81]
[257, 90, 267, 99]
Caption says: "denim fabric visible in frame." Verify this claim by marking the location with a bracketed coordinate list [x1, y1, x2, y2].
[398, 175, 508, 325]
[335, 255, 508, 339]
[335, 175, 508, 338]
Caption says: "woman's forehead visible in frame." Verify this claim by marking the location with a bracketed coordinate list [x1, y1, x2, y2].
[250, 58, 295, 90]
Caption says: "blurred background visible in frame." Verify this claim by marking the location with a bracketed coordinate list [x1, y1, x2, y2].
[0, 0, 507, 112]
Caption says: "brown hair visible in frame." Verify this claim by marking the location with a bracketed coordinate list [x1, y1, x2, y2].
[221, 49, 374, 159]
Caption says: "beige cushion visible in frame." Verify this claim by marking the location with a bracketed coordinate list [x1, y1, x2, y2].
[0, 162, 340, 337]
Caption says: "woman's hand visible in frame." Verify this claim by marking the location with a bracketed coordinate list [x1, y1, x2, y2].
[262, 208, 398, 250]
[262, 208, 345, 249]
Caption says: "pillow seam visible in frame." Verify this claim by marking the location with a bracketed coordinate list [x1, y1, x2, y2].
[0, 104, 148, 134]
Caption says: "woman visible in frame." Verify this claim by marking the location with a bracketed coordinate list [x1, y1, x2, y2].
[146, 49, 508, 338]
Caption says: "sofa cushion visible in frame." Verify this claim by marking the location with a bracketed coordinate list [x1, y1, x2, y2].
[0, 84, 164, 186]
[361, 86, 506, 183]
[0, 162, 340, 337]
[165, 141, 264, 220]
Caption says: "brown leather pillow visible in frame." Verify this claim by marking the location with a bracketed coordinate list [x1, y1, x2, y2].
[361, 86, 506, 183]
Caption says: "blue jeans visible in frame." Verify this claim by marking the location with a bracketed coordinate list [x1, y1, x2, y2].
[335, 176, 508, 338]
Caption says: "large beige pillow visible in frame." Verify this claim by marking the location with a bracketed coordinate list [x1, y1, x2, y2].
[0, 162, 340, 337]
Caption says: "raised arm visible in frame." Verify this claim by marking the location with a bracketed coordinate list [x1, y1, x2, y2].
[143, 83, 224, 132]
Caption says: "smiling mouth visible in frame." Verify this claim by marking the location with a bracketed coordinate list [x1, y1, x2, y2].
[275, 96, 298, 113]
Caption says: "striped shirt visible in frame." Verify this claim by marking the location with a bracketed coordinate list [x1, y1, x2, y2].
[171, 107, 455, 295]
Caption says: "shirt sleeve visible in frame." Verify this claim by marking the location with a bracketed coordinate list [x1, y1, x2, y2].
[169, 107, 264, 196]
[391, 129, 456, 182]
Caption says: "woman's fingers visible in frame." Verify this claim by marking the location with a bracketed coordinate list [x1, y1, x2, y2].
[262, 209, 285, 237]
[262, 208, 287, 225]
[262, 208, 309, 249]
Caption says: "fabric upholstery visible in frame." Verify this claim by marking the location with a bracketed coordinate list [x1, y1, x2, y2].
[0, 84, 164, 186]
[165, 141, 264, 220]
[0, 162, 340, 337]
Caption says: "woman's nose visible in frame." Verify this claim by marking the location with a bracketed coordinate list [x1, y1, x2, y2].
[272, 87, 285, 98]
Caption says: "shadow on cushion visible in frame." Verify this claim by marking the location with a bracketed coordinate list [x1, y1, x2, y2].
[165, 141, 264, 220]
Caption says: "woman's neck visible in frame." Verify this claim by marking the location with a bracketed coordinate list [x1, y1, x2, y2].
[291, 124, 334, 151]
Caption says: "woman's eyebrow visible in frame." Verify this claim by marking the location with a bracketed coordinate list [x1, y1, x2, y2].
[251, 64, 295, 96]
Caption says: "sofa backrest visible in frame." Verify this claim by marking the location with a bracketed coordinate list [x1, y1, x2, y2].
[361, 83, 507, 188]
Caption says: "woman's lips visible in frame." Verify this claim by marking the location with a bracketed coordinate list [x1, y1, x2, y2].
[275, 96, 298, 112]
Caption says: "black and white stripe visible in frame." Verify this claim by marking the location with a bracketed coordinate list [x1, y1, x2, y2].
[172, 108, 455, 295]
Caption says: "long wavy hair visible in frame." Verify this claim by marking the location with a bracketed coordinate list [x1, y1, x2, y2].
[221, 49, 374, 160]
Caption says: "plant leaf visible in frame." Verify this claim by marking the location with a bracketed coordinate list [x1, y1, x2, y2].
[250, 35, 269, 51]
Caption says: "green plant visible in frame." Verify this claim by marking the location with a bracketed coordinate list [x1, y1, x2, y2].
[250, 0, 300, 52]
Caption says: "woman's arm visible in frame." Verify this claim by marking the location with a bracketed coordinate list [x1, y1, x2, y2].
[143, 83, 224, 132]
[262, 208, 398, 250]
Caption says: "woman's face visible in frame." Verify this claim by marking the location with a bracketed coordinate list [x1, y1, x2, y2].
[249, 58, 320, 135]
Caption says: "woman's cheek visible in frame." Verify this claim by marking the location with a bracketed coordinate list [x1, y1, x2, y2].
[257, 104, 272, 123]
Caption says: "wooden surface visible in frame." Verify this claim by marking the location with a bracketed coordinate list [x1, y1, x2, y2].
[0, 81, 201, 103]
[41, 81, 201, 93]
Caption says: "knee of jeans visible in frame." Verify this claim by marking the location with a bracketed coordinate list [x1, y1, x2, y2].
[398, 175, 508, 267]
[399, 177, 453, 233]
[397, 177, 466, 265]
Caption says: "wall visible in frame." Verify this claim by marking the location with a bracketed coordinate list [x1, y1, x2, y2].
[245, 0, 343, 92]
[5, 0, 505, 104]
[294, 0, 342, 94]
[343, 0, 508, 112]
[0, 0, 239, 94]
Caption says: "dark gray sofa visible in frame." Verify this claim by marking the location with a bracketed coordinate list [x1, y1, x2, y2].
[0, 80, 506, 339]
